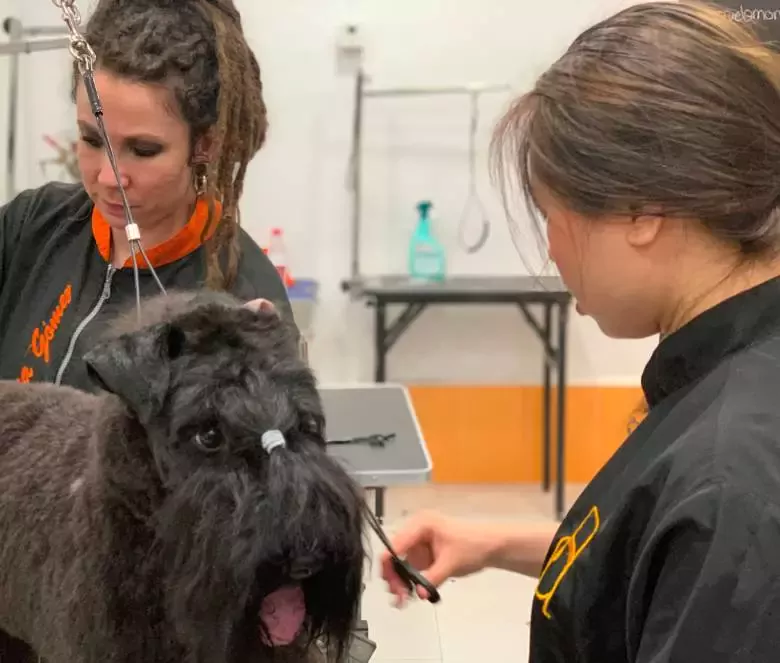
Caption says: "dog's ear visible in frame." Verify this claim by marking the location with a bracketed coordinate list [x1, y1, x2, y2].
[244, 298, 278, 315]
[83, 322, 186, 423]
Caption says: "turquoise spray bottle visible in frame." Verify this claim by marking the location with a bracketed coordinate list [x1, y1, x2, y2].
[408, 200, 446, 282]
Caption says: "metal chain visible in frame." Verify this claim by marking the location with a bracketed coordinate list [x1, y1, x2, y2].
[51, 0, 96, 73]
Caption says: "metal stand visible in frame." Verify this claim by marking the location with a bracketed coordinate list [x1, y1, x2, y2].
[316, 618, 376, 663]
[346, 71, 510, 282]
[1, 17, 70, 199]
[345, 620, 376, 663]
[346, 73, 512, 522]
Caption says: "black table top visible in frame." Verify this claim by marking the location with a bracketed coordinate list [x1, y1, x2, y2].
[342, 274, 571, 303]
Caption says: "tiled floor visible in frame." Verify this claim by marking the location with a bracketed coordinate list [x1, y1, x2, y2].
[360, 484, 585, 663]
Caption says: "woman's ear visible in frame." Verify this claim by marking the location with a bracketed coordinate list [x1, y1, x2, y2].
[627, 213, 665, 248]
[192, 129, 217, 164]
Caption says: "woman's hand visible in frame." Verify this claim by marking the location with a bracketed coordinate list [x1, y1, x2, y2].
[380, 511, 505, 606]
[380, 511, 558, 606]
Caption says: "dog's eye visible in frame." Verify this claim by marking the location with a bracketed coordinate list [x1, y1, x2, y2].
[193, 428, 221, 454]
[303, 417, 320, 435]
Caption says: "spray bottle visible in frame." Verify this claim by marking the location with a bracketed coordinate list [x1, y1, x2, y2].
[408, 201, 446, 282]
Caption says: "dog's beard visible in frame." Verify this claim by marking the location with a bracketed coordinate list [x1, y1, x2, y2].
[151, 469, 260, 661]
[151, 467, 364, 663]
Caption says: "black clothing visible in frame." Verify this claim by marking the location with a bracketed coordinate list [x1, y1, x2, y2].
[530, 276, 780, 662]
[0, 182, 292, 392]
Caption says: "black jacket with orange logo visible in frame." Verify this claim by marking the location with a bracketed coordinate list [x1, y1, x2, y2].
[0, 182, 292, 392]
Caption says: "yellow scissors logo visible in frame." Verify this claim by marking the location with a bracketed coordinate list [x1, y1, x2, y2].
[535, 505, 600, 619]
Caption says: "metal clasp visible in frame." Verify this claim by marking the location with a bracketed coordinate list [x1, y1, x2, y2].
[51, 0, 96, 72]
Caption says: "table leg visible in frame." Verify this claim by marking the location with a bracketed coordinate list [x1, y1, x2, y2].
[374, 301, 386, 382]
[372, 301, 387, 524]
[543, 303, 552, 493]
[374, 488, 385, 524]
[556, 302, 569, 521]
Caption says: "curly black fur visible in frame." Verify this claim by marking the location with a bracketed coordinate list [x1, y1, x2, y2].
[0, 290, 366, 663]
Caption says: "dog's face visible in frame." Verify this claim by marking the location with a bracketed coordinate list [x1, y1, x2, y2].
[83, 291, 365, 663]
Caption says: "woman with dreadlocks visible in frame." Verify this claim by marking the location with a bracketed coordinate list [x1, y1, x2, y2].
[0, 0, 287, 393]
[0, 4, 296, 659]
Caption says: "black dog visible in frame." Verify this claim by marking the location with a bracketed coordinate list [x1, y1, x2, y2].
[0, 290, 366, 663]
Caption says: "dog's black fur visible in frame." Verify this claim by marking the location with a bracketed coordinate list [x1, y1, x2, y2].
[0, 290, 366, 663]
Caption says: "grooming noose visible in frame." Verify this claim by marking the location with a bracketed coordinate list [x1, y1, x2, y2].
[51, 0, 441, 607]
[457, 89, 490, 254]
[52, 0, 166, 324]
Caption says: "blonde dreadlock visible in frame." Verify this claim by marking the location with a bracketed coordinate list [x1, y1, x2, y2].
[196, 0, 267, 289]
[72, 0, 269, 290]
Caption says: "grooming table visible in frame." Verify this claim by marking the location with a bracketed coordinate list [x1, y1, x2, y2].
[321, 382, 432, 503]
[342, 274, 572, 521]
[320, 383, 432, 663]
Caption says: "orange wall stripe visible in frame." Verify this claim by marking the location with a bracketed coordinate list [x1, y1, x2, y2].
[406, 385, 644, 485]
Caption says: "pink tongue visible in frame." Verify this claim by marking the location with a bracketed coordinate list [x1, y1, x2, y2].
[259, 585, 306, 646]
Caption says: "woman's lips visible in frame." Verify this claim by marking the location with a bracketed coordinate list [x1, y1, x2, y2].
[103, 201, 131, 217]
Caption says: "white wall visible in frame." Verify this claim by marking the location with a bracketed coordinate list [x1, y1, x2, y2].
[3, 0, 659, 386]
[0, 0, 77, 202]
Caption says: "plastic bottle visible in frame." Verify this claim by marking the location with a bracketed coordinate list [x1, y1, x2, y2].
[266, 227, 293, 287]
[408, 201, 446, 282]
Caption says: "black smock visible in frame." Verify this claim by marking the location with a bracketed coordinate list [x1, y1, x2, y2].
[529, 276, 780, 662]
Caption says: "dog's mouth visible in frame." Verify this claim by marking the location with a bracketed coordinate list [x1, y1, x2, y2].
[225, 548, 364, 662]
[257, 584, 307, 646]
[155, 467, 364, 661]
[230, 578, 312, 660]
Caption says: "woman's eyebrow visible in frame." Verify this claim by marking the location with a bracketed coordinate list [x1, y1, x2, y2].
[77, 120, 164, 145]
[77, 120, 99, 135]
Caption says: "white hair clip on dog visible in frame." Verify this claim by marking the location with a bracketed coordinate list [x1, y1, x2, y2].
[261, 429, 286, 454]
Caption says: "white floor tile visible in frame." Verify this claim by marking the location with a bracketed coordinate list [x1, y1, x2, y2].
[434, 569, 536, 663]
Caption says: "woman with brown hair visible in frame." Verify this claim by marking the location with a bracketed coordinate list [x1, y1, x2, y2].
[0, 0, 290, 391]
[383, 2, 780, 660]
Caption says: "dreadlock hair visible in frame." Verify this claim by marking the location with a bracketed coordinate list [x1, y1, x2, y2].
[71, 0, 268, 290]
